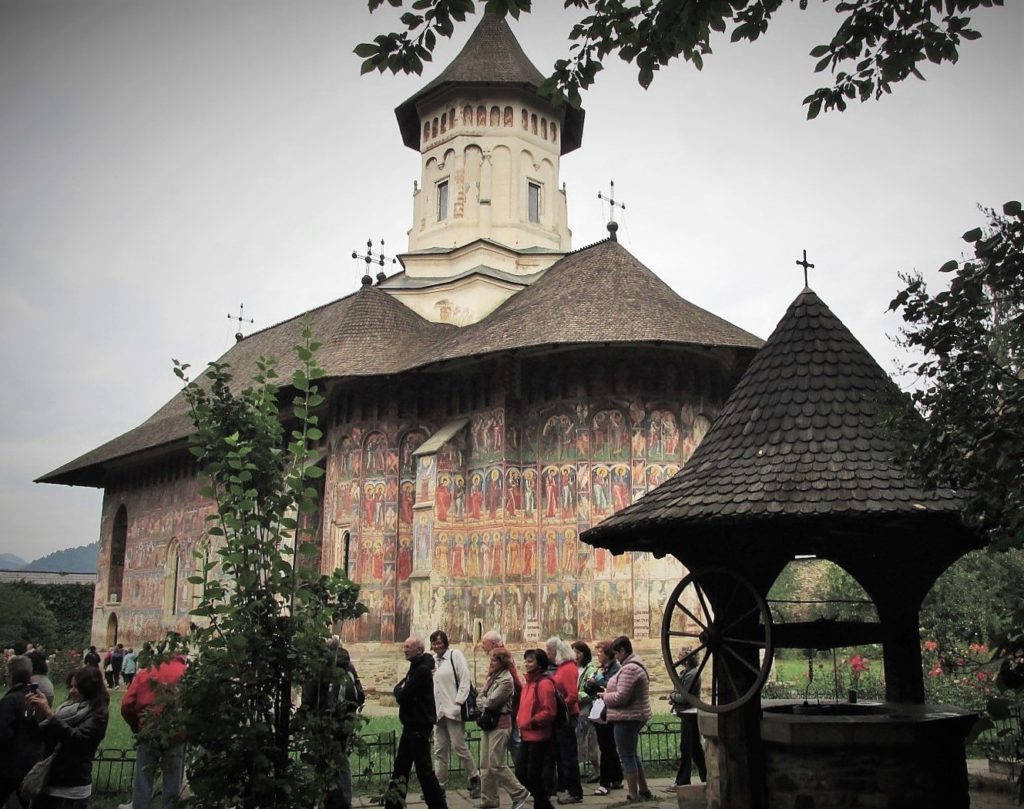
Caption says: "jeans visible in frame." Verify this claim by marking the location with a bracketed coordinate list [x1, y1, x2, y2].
[478, 727, 526, 806]
[612, 720, 645, 777]
[433, 718, 478, 787]
[131, 741, 185, 809]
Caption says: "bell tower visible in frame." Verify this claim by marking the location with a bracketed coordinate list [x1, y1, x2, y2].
[382, 13, 586, 325]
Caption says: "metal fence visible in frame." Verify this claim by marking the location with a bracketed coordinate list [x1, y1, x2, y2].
[93, 722, 683, 795]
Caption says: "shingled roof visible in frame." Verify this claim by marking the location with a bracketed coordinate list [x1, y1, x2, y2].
[407, 238, 763, 368]
[39, 240, 760, 486]
[395, 12, 584, 153]
[38, 284, 454, 486]
[583, 288, 971, 555]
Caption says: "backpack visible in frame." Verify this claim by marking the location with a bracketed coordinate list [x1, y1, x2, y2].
[548, 676, 568, 728]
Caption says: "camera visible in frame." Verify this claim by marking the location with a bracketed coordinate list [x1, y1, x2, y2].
[27, 683, 39, 694]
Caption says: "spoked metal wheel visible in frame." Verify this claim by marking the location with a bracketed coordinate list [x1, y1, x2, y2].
[661, 565, 774, 713]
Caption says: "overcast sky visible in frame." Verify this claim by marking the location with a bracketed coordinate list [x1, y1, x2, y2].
[1, 1, 1021, 563]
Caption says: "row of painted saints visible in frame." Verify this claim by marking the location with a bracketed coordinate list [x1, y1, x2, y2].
[333, 405, 703, 479]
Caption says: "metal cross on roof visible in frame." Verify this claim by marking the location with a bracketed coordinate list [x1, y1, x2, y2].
[795, 249, 815, 288]
[352, 238, 396, 286]
[227, 303, 255, 342]
[598, 180, 626, 241]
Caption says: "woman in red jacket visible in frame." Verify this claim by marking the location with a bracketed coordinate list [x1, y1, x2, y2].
[514, 649, 557, 809]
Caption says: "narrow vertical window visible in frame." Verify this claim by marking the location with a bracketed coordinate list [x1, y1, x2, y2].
[437, 180, 449, 221]
[528, 182, 541, 223]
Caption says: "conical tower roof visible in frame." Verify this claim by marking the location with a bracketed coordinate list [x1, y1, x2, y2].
[395, 12, 584, 153]
[583, 288, 972, 555]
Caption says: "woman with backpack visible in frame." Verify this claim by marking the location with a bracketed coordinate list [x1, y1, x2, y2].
[601, 636, 653, 802]
[515, 649, 558, 809]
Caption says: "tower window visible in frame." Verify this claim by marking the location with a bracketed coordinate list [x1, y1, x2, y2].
[437, 180, 449, 221]
[528, 182, 541, 223]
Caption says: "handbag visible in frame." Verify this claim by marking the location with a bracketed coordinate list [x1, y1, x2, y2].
[452, 656, 480, 723]
[476, 708, 500, 731]
[20, 744, 61, 801]
[588, 696, 608, 725]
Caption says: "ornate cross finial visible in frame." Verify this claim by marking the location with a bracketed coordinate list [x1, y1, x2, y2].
[227, 303, 255, 342]
[597, 180, 626, 241]
[352, 238, 396, 286]
[795, 249, 815, 288]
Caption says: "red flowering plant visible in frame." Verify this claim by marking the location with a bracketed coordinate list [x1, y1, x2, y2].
[920, 637, 996, 710]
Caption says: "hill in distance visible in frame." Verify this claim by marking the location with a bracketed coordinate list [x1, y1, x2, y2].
[0, 552, 26, 570]
[21, 543, 97, 573]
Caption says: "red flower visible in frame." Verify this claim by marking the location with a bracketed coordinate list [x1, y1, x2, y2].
[927, 662, 944, 677]
[849, 655, 869, 673]
[923, 640, 939, 652]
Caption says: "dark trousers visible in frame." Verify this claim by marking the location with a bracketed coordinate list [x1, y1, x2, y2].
[0, 779, 27, 809]
[675, 714, 706, 785]
[30, 798, 90, 809]
[385, 726, 447, 809]
[553, 717, 582, 798]
[515, 738, 554, 809]
[595, 723, 623, 787]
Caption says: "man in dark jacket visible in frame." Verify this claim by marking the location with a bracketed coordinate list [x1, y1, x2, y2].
[384, 637, 448, 809]
[300, 636, 365, 809]
[0, 655, 42, 806]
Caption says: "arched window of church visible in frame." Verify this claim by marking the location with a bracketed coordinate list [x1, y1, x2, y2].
[449, 107, 456, 127]
[490, 106, 500, 127]
[477, 105, 487, 126]
[463, 105, 473, 125]
[108, 505, 127, 603]
[541, 118, 548, 139]
[163, 539, 180, 618]
[551, 122, 557, 142]
[423, 121, 431, 142]
[432, 118, 438, 138]
[522, 109, 529, 129]
[441, 112, 447, 133]
[531, 114, 538, 134]
[503, 106, 513, 126]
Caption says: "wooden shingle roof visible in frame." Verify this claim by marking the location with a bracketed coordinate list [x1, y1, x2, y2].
[395, 12, 584, 153]
[408, 238, 763, 367]
[583, 288, 970, 555]
[38, 241, 760, 486]
[38, 285, 454, 486]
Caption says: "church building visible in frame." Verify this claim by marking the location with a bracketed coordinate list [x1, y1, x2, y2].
[39, 14, 762, 649]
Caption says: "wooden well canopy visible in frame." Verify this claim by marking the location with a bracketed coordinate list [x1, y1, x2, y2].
[583, 287, 981, 705]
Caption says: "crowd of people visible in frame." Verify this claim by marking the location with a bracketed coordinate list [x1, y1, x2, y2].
[3, 633, 706, 809]
[383, 632, 706, 809]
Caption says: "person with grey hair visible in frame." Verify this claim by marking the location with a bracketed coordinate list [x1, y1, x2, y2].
[544, 637, 582, 804]
[0, 655, 43, 806]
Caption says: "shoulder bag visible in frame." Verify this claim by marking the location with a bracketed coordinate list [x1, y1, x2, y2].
[21, 743, 61, 801]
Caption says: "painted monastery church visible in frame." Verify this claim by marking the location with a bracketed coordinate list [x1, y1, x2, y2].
[40, 14, 762, 649]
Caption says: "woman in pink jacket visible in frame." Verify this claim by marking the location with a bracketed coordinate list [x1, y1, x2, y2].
[515, 649, 557, 809]
[601, 636, 653, 802]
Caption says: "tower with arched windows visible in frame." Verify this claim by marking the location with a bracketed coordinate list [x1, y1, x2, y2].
[39, 13, 763, 651]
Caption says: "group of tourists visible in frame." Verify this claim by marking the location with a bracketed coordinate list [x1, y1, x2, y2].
[0, 640, 185, 809]
[384, 631, 702, 809]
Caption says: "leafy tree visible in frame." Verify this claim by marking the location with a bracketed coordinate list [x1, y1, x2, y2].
[358, 0, 1005, 117]
[8, 582, 93, 651]
[890, 202, 1024, 795]
[145, 322, 367, 809]
[0, 584, 58, 650]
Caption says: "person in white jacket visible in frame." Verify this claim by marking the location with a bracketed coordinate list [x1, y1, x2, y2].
[430, 630, 481, 798]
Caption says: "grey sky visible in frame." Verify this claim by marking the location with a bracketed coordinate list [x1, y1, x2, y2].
[1, 1, 1021, 562]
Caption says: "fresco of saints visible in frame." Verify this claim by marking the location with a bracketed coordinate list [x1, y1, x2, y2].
[435, 476, 452, 522]
[453, 474, 466, 518]
[468, 474, 484, 520]
[523, 469, 537, 515]
[364, 432, 387, 475]
[400, 482, 415, 524]
[592, 467, 610, 515]
[490, 535, 502, 578]
[562, 528, 578, 576]
[397, 536, 412, 581]
[559, 465, 575, 519]
[480, 533, 492, 580]
[543, 529, 559, 577]
[374, 483, 387, 526]
[467, 534, 480, 578]
[611, 465, 630, 511]
[523, 530, 536, 577]
[506, 531, 521, 577]
[452, 535, 466, 577]
[486, 468, 502, 520]
[544, 467, 559, 518]
[372, 540, 385, 579]
[505, 468, 521, 516]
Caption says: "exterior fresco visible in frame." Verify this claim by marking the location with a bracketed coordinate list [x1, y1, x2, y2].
[329, 389, 717, 647]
